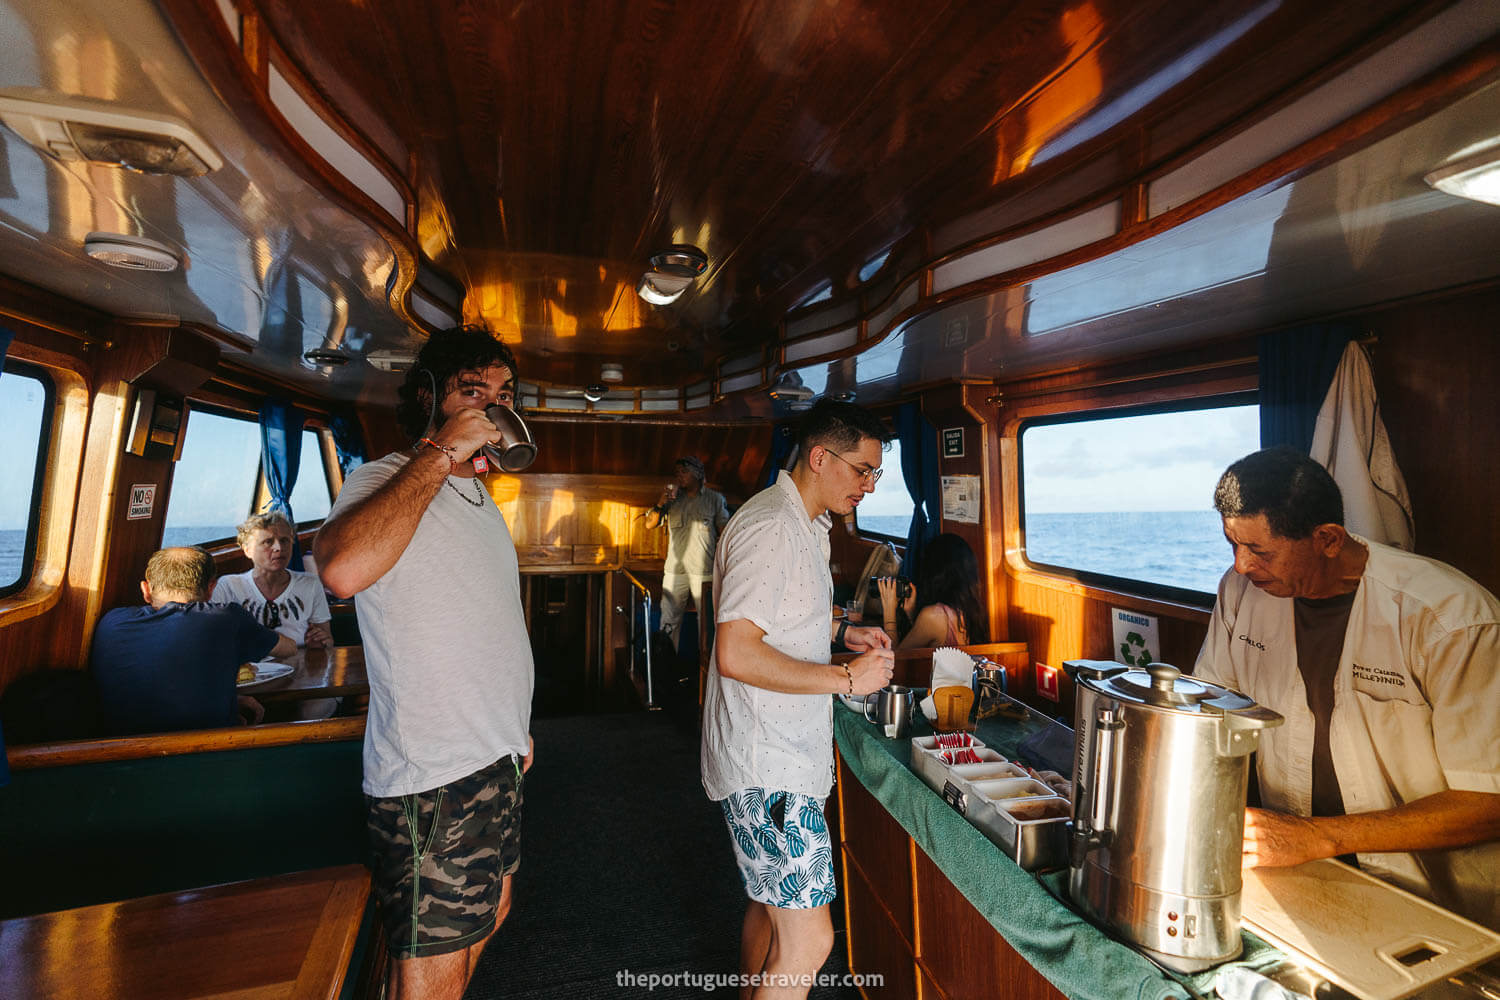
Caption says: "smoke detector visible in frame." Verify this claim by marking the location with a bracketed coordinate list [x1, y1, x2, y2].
[0, 92, 222, 176]
[83, 232, 180, 271]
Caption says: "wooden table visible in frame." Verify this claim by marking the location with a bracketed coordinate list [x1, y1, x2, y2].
[245, 646, 368, 702]
[0, 865, 371, 1000]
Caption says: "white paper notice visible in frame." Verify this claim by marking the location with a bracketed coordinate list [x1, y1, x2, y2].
[1111, 608, 1160, 668]
[941, 475, 980, 524]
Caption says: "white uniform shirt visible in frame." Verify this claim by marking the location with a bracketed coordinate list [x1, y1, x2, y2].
[663, 486, 729, 580]
[330, 452, 534, 797]
[701, 471, 835, 801]
[1195, 536, 1500, 928]
[213, 569, 330, 646]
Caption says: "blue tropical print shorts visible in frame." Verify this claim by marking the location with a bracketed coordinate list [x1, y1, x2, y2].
[720, 788, 837, 909]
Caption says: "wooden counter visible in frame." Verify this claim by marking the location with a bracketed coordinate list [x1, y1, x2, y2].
[837, 751, 1065, 1000]
[0, 865, 371, 1000]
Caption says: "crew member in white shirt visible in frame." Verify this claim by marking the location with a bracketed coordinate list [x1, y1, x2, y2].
[645, 455, 730, 640]
[702, 399, 895, 1000]
[1195, 447, 1500, 929]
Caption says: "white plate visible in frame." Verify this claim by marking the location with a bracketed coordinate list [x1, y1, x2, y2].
[238, 661, 294, 688]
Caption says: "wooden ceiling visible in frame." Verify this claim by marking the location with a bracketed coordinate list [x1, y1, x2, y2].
[243, 0, 1444, 385]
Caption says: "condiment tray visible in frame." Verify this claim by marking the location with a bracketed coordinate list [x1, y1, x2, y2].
[910, 737, 1070, 870]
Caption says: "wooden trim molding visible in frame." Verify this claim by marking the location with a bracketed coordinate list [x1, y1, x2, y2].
[6, 716, 365, 770]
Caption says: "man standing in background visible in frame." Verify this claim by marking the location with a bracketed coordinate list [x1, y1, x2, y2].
[646, 455, 730, 641]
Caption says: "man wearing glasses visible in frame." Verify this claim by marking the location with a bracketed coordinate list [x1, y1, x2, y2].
[701, 399, 895, 999]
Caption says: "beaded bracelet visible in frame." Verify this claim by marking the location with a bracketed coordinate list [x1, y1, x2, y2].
[418, 437, 458, 473]
[842, 663, 853, 696]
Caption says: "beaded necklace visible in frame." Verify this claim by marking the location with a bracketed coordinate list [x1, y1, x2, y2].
[445, 476, 486, 507]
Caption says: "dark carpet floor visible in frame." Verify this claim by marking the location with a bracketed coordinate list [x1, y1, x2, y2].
[466, 710, 862, 1000]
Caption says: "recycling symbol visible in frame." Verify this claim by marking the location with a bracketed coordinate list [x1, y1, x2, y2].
[1119, 630, 1154, 668]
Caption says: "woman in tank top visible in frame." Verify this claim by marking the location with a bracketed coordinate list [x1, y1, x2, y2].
[877, 533, 989, 650]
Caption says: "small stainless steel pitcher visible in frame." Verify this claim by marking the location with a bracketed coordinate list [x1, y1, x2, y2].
[863, 685, 917, 739]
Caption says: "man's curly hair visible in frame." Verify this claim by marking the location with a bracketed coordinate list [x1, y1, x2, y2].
[395, 326, 520, 440]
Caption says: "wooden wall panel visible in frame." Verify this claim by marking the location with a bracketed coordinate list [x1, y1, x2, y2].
[486, 473, 668, 570]
[913, 849, 1064, 1000]
[1368, 287, 1500, 596]
[839, 755, 915, 945]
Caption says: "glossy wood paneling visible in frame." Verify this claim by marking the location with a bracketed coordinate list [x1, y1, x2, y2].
[845, 859, 919, 1000]
[7, 717, 363, 770]
[913, 848, 1064, 1000]
[839, 754, 915, 945]
[525, 420, 771, 502]
[0, 864, 369, 1000]
[489, 473, 666, 571]
[242, 0, 1439, 376]
[1368, 286, 1500, 596]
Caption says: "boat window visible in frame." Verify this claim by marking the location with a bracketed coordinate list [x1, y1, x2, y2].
[163, 408, 333, 547]
[855, 438, 912, 541]
[858, 247, 893, 283]
[1018, 398, 1259, 600]
[0, 361, 52, 596]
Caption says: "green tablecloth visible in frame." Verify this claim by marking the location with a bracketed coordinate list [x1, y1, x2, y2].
[833, 702, 1282, 1000]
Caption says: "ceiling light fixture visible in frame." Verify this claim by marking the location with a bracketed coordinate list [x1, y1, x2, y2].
[1425, 147, 1500, 206]
[767, 371, 815, 405]
[600, 363, 624, 383]
[0, 92, 223, 176]
[303, 348, 352, 368]
[83, 232, 180, 271]
[636, 244, 708, 306]
[583, 384, 607, 403]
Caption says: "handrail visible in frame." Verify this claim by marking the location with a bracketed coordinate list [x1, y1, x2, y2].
[5, 716, 365, 770]
[619, 570, 656, 708]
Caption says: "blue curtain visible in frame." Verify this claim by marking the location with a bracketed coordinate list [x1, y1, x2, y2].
[1258, 324, 1355, 452]
[259, 398, 306, 569]
[329, 413, 366, 477]
[896, 402, 942, 581]
[762, 424, 796, 488]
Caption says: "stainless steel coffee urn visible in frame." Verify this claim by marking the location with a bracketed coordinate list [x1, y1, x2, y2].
[1065, 660, 1284, 972]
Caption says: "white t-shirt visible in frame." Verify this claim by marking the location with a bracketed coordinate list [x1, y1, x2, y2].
[663, 487, 730, 580]
[701, 471, 835, 801]
[213, 569, 330, 646]
[329, 452, 534, 797]
[1195, 536, 1500, 928]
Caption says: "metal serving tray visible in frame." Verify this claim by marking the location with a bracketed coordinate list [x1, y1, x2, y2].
[910, 737, 1071, 870]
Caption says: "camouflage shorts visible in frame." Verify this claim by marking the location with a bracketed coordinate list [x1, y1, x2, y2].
[367, 754, 524, 959]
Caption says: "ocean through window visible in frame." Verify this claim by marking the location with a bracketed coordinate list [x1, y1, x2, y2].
[1020, 400, 1259, 597]
[0, 362, 50, 595]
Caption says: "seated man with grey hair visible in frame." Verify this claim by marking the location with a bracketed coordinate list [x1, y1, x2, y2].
[91, 546, 294, 735]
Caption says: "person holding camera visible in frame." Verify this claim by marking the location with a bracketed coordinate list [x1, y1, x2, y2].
[877, 533, 989, 649]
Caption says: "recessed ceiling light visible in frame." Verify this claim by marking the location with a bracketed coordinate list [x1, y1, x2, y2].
[1425, 147, 1500, 206]
[637, 244, 708, 305]
[583, 384, 607, 402]
[637, 271, 693, 305]
[0, 92, 222, 176]
[83, 232, 179, 271]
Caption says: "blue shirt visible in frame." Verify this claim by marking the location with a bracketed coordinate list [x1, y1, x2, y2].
[91, 602, 279, 735]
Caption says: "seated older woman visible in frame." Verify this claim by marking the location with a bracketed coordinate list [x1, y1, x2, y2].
[214, 512, 332, 648]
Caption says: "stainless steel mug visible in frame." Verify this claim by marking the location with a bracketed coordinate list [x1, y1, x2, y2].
[863, 684, 917, 739]
[482, 404, 537, 472]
